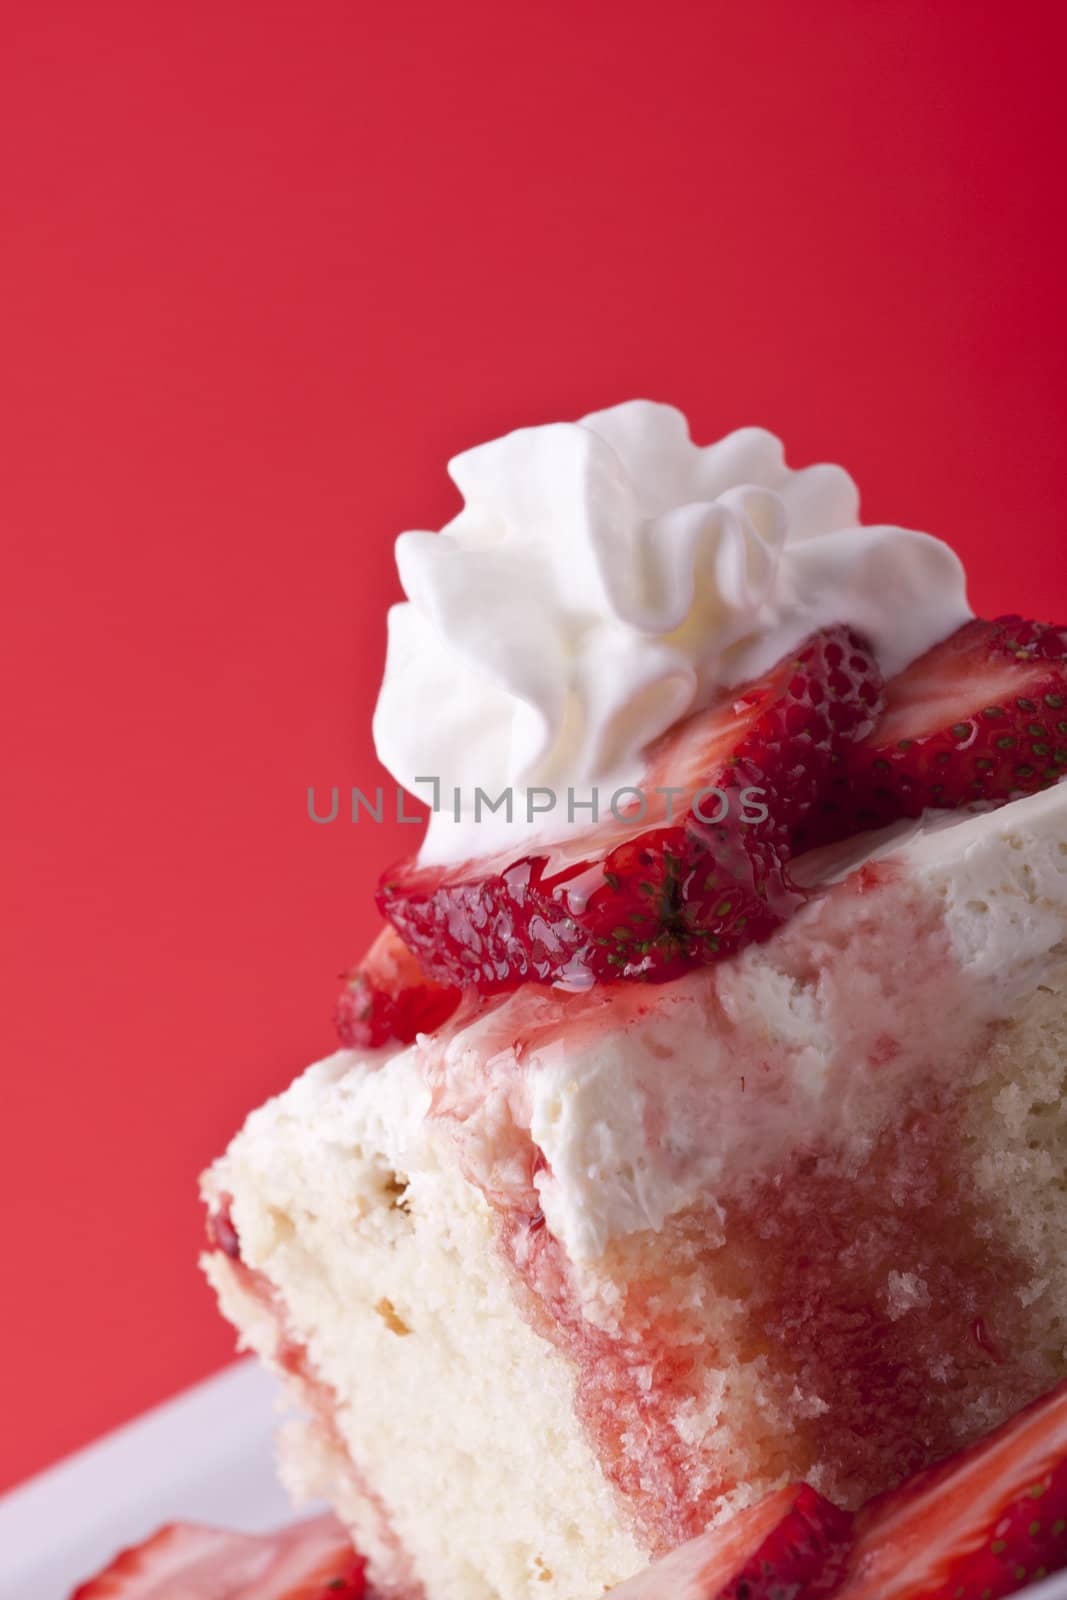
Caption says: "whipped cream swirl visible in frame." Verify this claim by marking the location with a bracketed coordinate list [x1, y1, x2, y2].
[373, 401, 971, 865]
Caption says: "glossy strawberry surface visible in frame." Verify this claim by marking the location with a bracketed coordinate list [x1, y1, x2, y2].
[379, 626, 882, 989]
[800, 615, 1067, 844]
[335, 925, 460, 1048]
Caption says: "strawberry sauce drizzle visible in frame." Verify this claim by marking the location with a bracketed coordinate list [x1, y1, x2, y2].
[490, 1116, 1056, 1554]
[498, 1201, 712, 1554]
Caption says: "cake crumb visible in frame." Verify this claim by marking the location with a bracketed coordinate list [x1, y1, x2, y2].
[375, 1297, 412, 1335]
[383, 1173, 411, 1212]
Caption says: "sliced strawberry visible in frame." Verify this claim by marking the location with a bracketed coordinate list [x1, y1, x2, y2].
[802, 615, 1067, 844]
[70, 1525, 257, 1599]
[607, 1482, 853, 1598]
[335, 924, 461, 1048]
[379, 626, 883, 989]
[835, 1375, 1067, 1599]
[238, 1516, 366, 1600]
[70, 1514, 366, 1599]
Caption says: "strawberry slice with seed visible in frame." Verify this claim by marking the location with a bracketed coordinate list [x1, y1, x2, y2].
[606, 1482, 853, 1598]
[335, 925, 460, 1048]
[378, 626, 882, 990]
[71, 1514, 366, 1598]
[834, 1374, 1067, 1599]
[802, 615, 1067, 844]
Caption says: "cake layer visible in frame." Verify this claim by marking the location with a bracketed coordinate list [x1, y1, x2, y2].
[203, 785, 1067, 1599]
[203, 1049, 646, 1600]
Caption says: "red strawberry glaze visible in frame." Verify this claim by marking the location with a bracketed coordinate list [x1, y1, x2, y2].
[203, 1211, 426, 1600]
[335, 927, 460, 1051]
[499, 1203, 710, 1553]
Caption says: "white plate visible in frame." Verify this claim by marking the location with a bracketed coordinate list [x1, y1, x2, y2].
[0, 1359, 298, 1600]
[4, 1359, 1067, 1600]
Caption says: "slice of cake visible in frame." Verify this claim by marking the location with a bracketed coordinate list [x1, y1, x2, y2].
[203, 787, 1067, 1600]
[202, 404, 1067, 1600]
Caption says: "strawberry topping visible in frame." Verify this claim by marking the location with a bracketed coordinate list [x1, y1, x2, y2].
[608, 1483, 853, 1598]
[803, 615, 1067, 843]
[608, 1378, 1067, 1598]
[378, 625, 883, 989]
[70, 1514, 366, 1598]
[335, 925, 460, 1048]
[836, 1374, 1067, 1600]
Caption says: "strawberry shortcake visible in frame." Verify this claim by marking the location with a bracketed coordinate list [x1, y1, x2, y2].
[199, 404, 1067, 1600]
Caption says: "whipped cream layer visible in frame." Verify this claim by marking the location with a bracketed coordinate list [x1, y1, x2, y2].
[438, 786, 1065, 1259]
[518, 782, 1067, 1259]
[373, 401, 971, 865]
[267, 784, 1067, 1266]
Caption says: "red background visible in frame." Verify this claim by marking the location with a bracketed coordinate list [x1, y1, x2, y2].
[2, 0, 1066, 1493]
